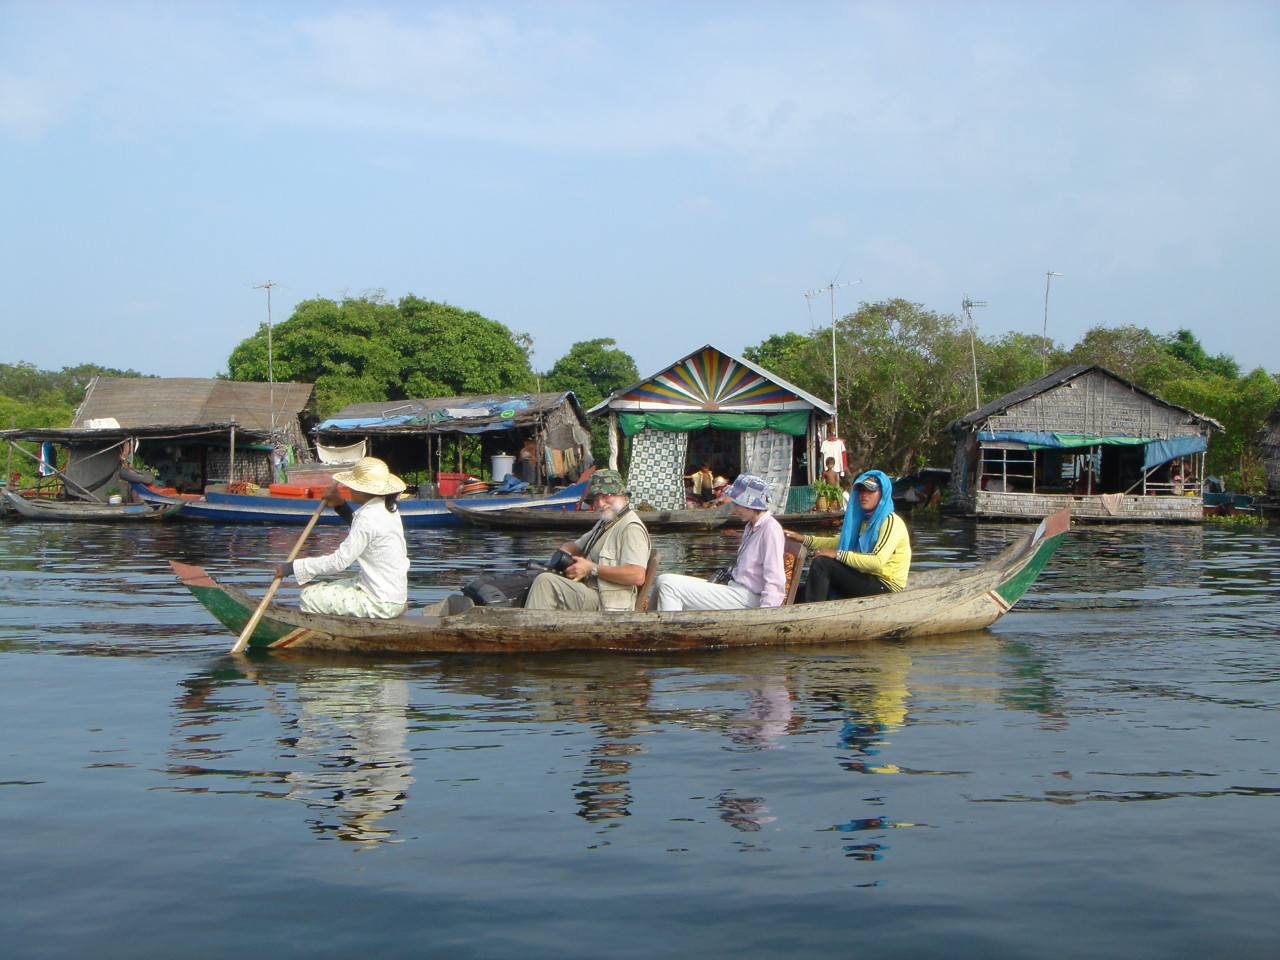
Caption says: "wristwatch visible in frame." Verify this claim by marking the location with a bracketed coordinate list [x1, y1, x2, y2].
[590, 563, 599, 579]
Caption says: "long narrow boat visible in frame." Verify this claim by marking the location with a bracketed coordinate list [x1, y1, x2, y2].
[132, 478, 588, 529]
[446, 500, 734, 532]
[1, 488, 182, 522]
[172, 508, 1071, 654]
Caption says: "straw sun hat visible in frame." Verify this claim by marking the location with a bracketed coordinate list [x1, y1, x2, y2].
[333, 457, 407, 496]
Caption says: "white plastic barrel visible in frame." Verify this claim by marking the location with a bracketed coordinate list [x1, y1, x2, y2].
[491, 454, 515, 482]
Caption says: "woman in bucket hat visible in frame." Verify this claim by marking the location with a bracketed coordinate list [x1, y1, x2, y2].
[784, 469, 910, 602]
[650, 474, 787, 611]
[275, 457, 410, 618]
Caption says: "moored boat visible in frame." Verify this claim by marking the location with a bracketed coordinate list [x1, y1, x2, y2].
[132, 478, 589, 528]
[172, 508, 1071, 654]
[446, 500, 734, 532]
[1, 488, 182, 522]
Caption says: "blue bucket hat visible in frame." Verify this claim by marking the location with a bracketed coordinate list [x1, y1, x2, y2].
[724, 474, 771, 510]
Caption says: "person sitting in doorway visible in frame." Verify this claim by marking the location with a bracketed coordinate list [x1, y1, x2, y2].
[650, 474, 787, 611]
[784, 470, 910, 603]
[276, 457, 409, 618]
[524, 469, 652, 611]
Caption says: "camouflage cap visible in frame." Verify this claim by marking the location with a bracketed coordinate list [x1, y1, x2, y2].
[585, 469, 630, 497]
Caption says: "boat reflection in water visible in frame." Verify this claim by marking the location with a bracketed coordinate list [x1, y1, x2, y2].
[170, 664, 413, 845]
[164, 633, 1062, 850]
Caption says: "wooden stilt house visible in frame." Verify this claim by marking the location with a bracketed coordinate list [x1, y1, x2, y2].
[946, 365, 1220, 523]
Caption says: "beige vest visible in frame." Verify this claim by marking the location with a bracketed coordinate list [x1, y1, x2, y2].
[579, 509, 651, 612]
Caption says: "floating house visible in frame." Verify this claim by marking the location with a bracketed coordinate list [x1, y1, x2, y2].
[0, 377, 318, 498]
[945, 365, 1220, 523]
[589, 345, 835, 512]
[312, 392, 592, 494]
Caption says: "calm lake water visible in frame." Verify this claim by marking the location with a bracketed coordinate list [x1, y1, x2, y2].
[2, 515, 1278, 959]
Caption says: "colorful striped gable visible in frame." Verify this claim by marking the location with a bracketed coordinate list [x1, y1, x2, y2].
[613, 346, 819, 413]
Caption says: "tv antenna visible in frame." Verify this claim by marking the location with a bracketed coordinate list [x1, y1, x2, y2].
[252, 281, 279, 438]
[962, 293, 986, 408]
[1042, 271, 1062, 375]
[803, 278, 861, 438]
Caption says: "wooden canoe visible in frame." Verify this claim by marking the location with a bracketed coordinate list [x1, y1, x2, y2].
[446, 500, 734, 532]
[171, 508, 1071, 654]
[1, 488, 182, 522]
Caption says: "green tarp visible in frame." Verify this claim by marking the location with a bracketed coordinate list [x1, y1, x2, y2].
[619, 411, 809, 437]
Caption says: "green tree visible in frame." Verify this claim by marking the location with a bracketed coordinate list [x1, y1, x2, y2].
[543, 338, 639, 409]
[543, 339, 639, 466]
[225, 293, 536, 414]
[1160, 367, 1280, 493]
[0, 362, 149, 407]
[1162, 329, 1240, 379]
[972, 332, 1064, 406]
[745, 300, 972, 474]
[742, 332, 818, 377]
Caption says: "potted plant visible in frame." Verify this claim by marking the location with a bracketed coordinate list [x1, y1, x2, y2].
[811, 479, 844, 512]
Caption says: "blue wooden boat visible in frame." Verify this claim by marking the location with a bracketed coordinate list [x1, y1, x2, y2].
[130, 478, 588, 528]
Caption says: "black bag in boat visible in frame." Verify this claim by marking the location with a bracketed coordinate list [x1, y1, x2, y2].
[461, 551, 575, 607]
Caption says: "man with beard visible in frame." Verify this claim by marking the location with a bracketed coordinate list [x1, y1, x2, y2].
[523, 469, 652, 611]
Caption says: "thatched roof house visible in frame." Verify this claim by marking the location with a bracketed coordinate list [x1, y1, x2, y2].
[1, 377, 318, 497]
[945, 365, 1221, 522]
[314, 392, 592, 490]
[589, 345, 834, 512]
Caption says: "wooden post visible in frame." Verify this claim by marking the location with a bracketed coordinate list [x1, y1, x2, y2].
[229, 420, 236, 483]
[5, 416, 12, 487]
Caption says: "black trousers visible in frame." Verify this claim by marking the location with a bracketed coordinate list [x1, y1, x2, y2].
[802, 556, 892, 603]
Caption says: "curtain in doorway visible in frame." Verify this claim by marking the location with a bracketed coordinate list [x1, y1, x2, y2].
[741, 427, 792, 515]
[627, 429, 688, 510]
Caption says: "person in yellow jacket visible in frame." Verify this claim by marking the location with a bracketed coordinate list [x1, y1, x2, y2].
[784, 470, 910, 603]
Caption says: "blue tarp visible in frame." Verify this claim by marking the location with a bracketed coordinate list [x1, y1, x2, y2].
[1142, 435, 1207, 470]
[316, 415, 414, 430]
[976, 431, 1206, 471]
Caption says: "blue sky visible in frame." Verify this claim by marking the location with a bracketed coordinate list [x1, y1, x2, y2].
[3, 0, 1277, 385]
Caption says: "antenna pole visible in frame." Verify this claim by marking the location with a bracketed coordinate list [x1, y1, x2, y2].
[1042, 271, 1062, 375]
[252, 281, 279, 439]
[803, 278, 862, 438]
[962, 293, 986, 408]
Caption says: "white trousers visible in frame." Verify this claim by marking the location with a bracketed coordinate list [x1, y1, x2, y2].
[651, 573, 762, 611]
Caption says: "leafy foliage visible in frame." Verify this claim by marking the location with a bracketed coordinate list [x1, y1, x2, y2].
[542, 338, 639, 465]
[745, 305, 1277, 490]
[542, 338, 639, 409]
[0, 363, 151, 486]
[224, 293, 536, 414]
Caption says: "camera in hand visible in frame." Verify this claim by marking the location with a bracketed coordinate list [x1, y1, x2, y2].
[547, 549, 574, 574]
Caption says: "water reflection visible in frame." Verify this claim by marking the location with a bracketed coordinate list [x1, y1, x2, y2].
[170, 663, 414, 844]
[157, 632, 1066, 851]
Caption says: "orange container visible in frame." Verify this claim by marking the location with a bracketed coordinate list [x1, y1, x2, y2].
[268, 483, 309, 499]
[436, 472, 464, 496]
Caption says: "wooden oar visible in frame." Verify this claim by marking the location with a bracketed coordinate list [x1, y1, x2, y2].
[229, 498, 326, 654]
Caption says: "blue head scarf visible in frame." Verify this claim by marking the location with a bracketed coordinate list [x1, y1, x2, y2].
[836, 469, 895, 553]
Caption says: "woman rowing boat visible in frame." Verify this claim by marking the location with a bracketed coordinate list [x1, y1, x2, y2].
[275, 457, 410, 618]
